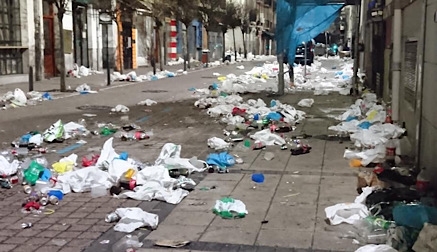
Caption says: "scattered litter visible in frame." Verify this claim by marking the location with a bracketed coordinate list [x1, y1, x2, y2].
[100, 240, 110, 244]
[298, 98, 315, 108]
[137, 99, 157, 106]
[213, 197, 248, 219]
[111, 105, 130, 113]
[263, 152, 275, 161]
[111, 207, 159, 233]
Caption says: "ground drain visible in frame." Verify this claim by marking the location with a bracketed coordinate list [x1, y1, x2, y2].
[142, 90, 168, 93]
[76, 105, 113, 111]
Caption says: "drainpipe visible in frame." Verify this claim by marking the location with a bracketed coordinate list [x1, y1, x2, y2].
[391, 0, 402, 122]
[415, 0, 427, 167]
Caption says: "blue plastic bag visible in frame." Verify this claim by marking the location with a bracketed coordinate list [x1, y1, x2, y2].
[393, 204, 437, 229]
[266, 112, 282, 121]
[206, 152, 235, 168]
[358, 121, 372, 129]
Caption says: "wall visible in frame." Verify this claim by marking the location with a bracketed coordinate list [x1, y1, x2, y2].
[224, 28, 245, 54]
[398, 0, 422, 156]
[135, 15, 153, 67]
[420, 0, 437, 185]
[87, 8, 101, 70]
[63, 1, 74, 71]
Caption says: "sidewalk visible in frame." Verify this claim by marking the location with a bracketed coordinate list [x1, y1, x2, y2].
[0, 63, 206, 98]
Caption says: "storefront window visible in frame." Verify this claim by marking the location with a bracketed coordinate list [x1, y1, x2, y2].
[0, 0, 22, 75]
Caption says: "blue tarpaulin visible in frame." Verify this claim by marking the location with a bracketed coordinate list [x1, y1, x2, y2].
[276, 0, 343, 62]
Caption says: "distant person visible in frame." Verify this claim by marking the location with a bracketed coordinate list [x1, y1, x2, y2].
[283, 53, 294, 88]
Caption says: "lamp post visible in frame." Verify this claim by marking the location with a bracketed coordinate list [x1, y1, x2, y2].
[99, 12, 112, 86]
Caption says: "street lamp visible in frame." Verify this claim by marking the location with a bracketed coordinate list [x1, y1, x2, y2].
[99, 12, 112, 86]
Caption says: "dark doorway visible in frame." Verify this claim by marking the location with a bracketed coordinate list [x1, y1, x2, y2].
[72, 2, 89, 67]
[43, 0, 55, 77]
[372, 22, 385, 97]
[122, 22, 133, 70]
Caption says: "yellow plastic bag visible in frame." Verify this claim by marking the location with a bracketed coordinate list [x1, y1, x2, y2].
[349, 159, 362, 168]
[52, 161, 74, 174]
[366, 110, 378, 121]
[217, 76, 226, 82]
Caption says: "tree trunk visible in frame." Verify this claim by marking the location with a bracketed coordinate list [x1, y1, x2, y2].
[222, 32, 226, 62]
[57, 14, 66, 92]
[232, 28, 237, 61]
[242, 32, 247, 59]
[151, 27, 156, 75]
[206, 30, 210, 63]
[182, 27, 187, 71]
[157, 26, 163, 71]
[185, 26, 190, 69]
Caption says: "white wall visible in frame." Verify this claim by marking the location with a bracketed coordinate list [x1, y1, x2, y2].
[224, 27, 246, 53]
[62, 1, 74, 70]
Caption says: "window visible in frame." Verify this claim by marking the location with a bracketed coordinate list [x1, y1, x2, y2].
[0, 0, 22, 75]
[0, 0, 21, 46]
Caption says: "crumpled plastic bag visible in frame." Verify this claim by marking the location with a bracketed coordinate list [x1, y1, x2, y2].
[325, 203, 369, 225]
[119, 165, 189, 204]
[43, 120, 65, 143]
[137, 99, 157, 106]
[11, 88, 27, 106]
[206, 152, 235, 168]
[75, 83, 97, 93]
[79, 66, 90, 76]
[213, 197, 248, 219]
[354, 187, 375, 204]
[355, 245, 398, 252]
[56, 166, 112, 194]
[297, 98, 314, 108]
[250, 129, 286, 146]
[412, 223, 437, 252]
[207, 137, 231, 150]
[155, 143, 207, 173]
[0, 155, 19, 176]
[52, 154, 78, 174]
[112, 104, 130, 113]
[155, 143, 182, 166]
[113, 207, 159, 233]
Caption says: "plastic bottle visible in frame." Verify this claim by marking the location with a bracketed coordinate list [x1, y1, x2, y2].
[353, 217, 388, 245]
[112, 235, 143, 252]
[416, 167, 430, 192]
[385, 139, 396, 166]
[23, 161, 45, 185]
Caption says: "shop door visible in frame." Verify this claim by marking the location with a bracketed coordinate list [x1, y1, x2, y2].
[43, 17, 55, 77]
[122, 22, 133, 70]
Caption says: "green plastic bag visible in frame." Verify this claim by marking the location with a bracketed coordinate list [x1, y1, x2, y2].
[24, 161, 45, 185]
[213, 197, 248, 219]
[43, 120, 65, 142]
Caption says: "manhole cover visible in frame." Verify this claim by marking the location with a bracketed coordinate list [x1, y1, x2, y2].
[142, 90, 168, 93]
[76, 105, 113, 111]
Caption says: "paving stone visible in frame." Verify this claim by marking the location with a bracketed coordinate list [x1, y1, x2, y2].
[13, 245, 40, 252]
[50, 224, 70, 231]
[50, 238, 71, 247]
[59, 218, 81, 225]
[67, 212, 89, 218]
[88, 225, 112, 233]
[15, 229, 40, 237]
[3, 236, 29, 244]
[38, 217, 62, 224]
[35, 230, 62, 238]
[0, 244, 17, 252]
[34, 245, 60, 252]
[77, 218, 99, 225]
[25, 237, 51, 246]
[162, 210, 215, 226]
[256, 228, 313, 248]
[55, 206, 79, 213]
[68, 224, 93, 232]
[78, 231, 103, 239]
[56, 231, 83, 239]
[66, 238, 94, 249]
[200, 226, 257, 245]
[85, 213, 105, 219]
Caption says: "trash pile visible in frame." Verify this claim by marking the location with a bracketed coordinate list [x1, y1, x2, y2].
[0, 114, 215, 233]
[111, 70, 177, 82]
[67, 64, 103, 78]
[325, 92, 436, 252]
[1, 88, 52, 110]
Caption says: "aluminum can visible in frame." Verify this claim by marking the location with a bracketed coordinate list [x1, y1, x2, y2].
[105, 212, 120, 223]
[23, 185, 32, 194]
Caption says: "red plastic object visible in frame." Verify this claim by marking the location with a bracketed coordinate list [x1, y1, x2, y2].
[232, 107, 246, 116]
[82, 154, 100, 167]
[23, 201, 40, 211]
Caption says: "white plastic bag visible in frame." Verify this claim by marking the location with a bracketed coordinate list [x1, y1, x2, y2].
[325, 203, 369, 225]
[137, 99, 157, 106]
[112, 104, 130, 113]
[355, 244, 398, 252]
[113, 207, 159, 233]
[297, 98, 314, 108]
[11, 88, 27, 106]
[207, 137, 231, 150]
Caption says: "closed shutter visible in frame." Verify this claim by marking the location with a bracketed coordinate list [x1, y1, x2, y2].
[403, 41, 418, 106]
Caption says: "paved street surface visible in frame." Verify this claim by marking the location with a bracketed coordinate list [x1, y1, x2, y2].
[0, 58, 361, 252]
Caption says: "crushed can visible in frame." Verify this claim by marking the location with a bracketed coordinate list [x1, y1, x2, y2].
[23, 185, 32, 194]
[39, 195, 48, 206]
[105, 212, 120, 223]
[49, 195, 59, 205]
[9, 175, 19, 185]
[21, 223, 32, 229]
